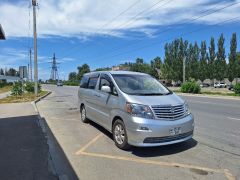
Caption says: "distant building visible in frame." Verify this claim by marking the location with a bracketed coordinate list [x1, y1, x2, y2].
[19, 66, 28, 80]
[112, 66, 120, 71]
[0, 75, 20, 83]
[0, 24, 6, 40]
[112, 65, 129, 71]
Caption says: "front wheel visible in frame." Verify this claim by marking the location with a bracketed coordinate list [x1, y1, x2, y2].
[80, 105, 89, 123]
[113, 119, 130, 150]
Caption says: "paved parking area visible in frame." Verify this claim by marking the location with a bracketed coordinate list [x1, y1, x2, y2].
[0, 103, 57, 180]
[36, 85, 240, 180]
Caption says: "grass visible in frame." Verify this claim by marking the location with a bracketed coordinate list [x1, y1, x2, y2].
[171, 89, 239, 97]
[0, 91, 49, 104]
[200, 91, 239, 97]
[0, 85, 12, 93]
[169, 86, 240, 96]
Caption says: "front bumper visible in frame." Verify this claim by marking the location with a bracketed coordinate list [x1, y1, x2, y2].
[125, 114, 194, 147]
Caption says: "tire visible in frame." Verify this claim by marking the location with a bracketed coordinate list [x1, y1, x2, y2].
[113, 119, 130, 150]
[80, 105, 89, 123]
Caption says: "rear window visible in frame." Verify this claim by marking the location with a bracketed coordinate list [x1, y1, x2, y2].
[88, 77, 98, 89]
[80, 76, 89, 88]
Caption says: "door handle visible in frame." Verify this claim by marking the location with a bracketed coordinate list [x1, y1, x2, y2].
[94, 94, 100, 97]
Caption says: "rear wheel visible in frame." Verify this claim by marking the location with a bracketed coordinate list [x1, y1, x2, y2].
[113, 119, 130, 150]
[80, 105, 89, 123]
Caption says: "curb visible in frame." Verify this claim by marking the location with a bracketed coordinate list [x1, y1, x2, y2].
[34, 91, 52, 103]
[32, 91, 69, 180]
[176, 92, 240, 101]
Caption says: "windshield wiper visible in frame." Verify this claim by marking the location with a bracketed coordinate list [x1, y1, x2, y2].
[163, 92, 173, 95]
[139, 93, 164, 96]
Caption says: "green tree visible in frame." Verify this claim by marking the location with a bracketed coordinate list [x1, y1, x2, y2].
[8, 68, 17, 76]
[187, 42, 199, 80]
[215, 34, 226, 81]
[199, 41, 208, 82]
[129, 58, 155, 76]
[237, 52, 240, 82]
[162, 43, 174, 81]
[208, 37, 216, 84]
[150, 56, 162, 79]
[94, 67, 111, 71]
[0, 68, 4, 75]
[68, 72, 77, 81]
[77, 64, 90, 80]
[228, 33, 237, 84]
[136, 58, 144, 64]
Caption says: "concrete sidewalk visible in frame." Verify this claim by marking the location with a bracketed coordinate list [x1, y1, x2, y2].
[0, 103, 57, 180]
[0, 91, 10, 99]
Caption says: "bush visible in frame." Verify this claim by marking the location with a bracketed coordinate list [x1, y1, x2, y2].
[24, 82, 41, 93]
[0, 82, 6, 88]
[11, 82, 23, 95]
[181, 80, 201, 94]
[25, 82, 34, 92]
[233, 83, 240, 95]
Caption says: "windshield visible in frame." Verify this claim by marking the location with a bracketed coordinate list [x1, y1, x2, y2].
[112, 74, 171, 95]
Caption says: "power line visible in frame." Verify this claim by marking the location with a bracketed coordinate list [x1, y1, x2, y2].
[109, 0, 171, 31]
[88, 1, 240, 61]
[60, 0, 172, 59]
[91, 16, 240, 62]
[98, 0, 142, 30]
[59, 0, 143, 59]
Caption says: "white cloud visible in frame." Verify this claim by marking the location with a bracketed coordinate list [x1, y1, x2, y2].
[0, 0, 239, 38]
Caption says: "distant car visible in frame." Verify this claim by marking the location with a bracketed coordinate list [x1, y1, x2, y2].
[200, 83, 210, 88]
[214, 82, 226, 88]
[57, 80, 63, 86]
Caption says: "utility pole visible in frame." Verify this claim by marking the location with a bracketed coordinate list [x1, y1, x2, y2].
[29, 48, 33, 82]
[27, 63, 29, 81]
[183, 57, 186, 83]
[32, 0, 38, 96]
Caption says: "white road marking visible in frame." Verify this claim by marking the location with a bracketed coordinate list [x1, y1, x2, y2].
[227, 117, 240, 121]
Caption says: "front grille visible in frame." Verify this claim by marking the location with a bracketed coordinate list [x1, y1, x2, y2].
[151, 104, 185, 120]
[143, 131, 193, 144]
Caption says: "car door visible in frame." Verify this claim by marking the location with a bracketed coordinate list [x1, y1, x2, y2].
[93, 73, 119, 131]
[83, 74, 100, 122]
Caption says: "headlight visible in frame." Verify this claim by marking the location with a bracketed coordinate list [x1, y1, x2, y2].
[125, 103, 154, 119]
[185, 103, 190, 115]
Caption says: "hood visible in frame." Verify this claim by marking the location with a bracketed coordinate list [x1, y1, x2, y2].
[122, 93, 184, 106]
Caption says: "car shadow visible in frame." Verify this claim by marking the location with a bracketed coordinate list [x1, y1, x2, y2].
[130, 139, 198, 157]
[0, 115, 60, 180]
[88, 120, 198, 157]
[40, 117, 79, 180]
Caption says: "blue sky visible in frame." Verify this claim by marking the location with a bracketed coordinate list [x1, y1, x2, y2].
[0, 0, 240, 80]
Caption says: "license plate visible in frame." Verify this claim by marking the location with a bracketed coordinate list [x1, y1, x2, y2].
[169, 127, 181, 136]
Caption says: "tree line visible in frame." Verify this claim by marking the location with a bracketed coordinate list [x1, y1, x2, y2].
[0, 68, 19, 76]
[68, 33, 240, 84]
[161, 33, 240, 84]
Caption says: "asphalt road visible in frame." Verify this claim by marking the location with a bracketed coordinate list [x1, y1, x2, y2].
[37, 84, 240, 180]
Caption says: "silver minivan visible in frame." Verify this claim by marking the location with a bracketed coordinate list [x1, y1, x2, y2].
[78, 71, 194, 149]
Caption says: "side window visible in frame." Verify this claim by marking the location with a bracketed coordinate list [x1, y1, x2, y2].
[99, 78, 110, 90]
[80, 76, 89, 88]
[99, 75, 118, 96]
[88, 77, 98, 89]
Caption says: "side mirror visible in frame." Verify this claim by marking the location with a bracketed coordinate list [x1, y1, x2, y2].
[101, 86, 111, 93]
